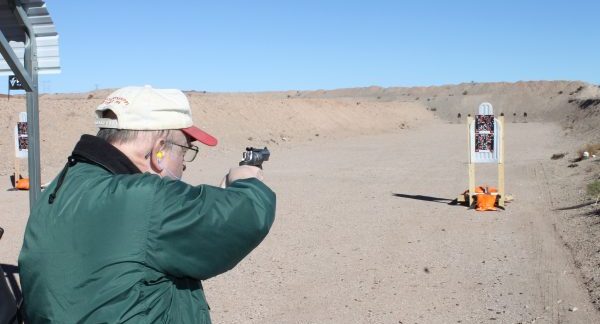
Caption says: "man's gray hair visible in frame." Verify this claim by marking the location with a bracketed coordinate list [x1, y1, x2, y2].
[96, 109, 175, 146]
[96, 128, 174, 146]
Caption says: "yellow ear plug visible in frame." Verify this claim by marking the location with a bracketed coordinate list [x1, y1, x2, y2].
[156, 151, 164, 159]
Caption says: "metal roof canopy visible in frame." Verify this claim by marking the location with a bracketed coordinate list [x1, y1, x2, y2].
[0, 0, 60, 209]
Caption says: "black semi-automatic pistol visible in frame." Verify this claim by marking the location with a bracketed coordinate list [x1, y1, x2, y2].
[239, 147, 270, 169]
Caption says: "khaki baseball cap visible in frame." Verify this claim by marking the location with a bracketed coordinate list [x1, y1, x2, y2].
[95, 85, 218, 146]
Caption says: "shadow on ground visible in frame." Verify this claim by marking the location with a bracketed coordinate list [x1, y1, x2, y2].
[392, 193, 458, 205]
[555, 201, 597, 211]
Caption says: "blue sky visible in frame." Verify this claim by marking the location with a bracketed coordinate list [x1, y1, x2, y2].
[11, 0, 600, 93]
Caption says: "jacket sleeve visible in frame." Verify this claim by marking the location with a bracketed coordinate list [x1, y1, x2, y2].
[145, 177, 276, 280]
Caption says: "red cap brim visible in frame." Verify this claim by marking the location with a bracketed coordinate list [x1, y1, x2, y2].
[182, 126, 218, 146]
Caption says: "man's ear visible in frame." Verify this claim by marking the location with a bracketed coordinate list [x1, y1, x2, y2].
[149, 138, 166, 172]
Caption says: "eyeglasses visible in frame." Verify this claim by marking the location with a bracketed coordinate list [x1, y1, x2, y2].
[167, 141, 199, 162]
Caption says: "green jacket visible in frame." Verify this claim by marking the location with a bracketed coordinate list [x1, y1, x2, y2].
[18, 135, 276, 323]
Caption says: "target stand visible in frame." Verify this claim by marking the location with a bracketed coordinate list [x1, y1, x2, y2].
[466, 102, 505, 208]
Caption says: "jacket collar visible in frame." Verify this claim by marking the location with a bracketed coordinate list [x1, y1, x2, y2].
[72, 134, 141, 174]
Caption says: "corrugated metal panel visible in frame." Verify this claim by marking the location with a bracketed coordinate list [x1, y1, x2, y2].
[0, 0, 60, 75]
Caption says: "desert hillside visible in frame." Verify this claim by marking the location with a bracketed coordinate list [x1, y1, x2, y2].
[0, 90, 432, 180]
[1, 81, 599, 181]
[298, 80, 600, 135]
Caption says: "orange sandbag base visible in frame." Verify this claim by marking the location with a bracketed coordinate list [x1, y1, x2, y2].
[476, 193, 497, 211]
[15, 178, 30, 190]
[460, 186, 499, 211]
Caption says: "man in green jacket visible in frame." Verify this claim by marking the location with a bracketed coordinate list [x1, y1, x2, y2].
[18, 86, 276, 323]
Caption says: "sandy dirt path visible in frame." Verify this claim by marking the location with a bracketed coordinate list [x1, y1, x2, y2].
[1, 121, 599, 323]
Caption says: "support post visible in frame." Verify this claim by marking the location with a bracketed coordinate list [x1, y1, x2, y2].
[497, 116, 505, 207]
[467, 116, 475, 206]
[16, 2, 42, 207]
[25, 37, 41, 207]
[14, 155, 19, 187]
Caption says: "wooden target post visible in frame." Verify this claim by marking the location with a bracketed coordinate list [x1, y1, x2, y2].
[467, 103, 505, 208]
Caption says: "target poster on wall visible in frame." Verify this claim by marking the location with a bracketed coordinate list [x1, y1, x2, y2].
[14, 112, 28, 158]
[475, 115, 494, 153]
[470, 102, 502, 163]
